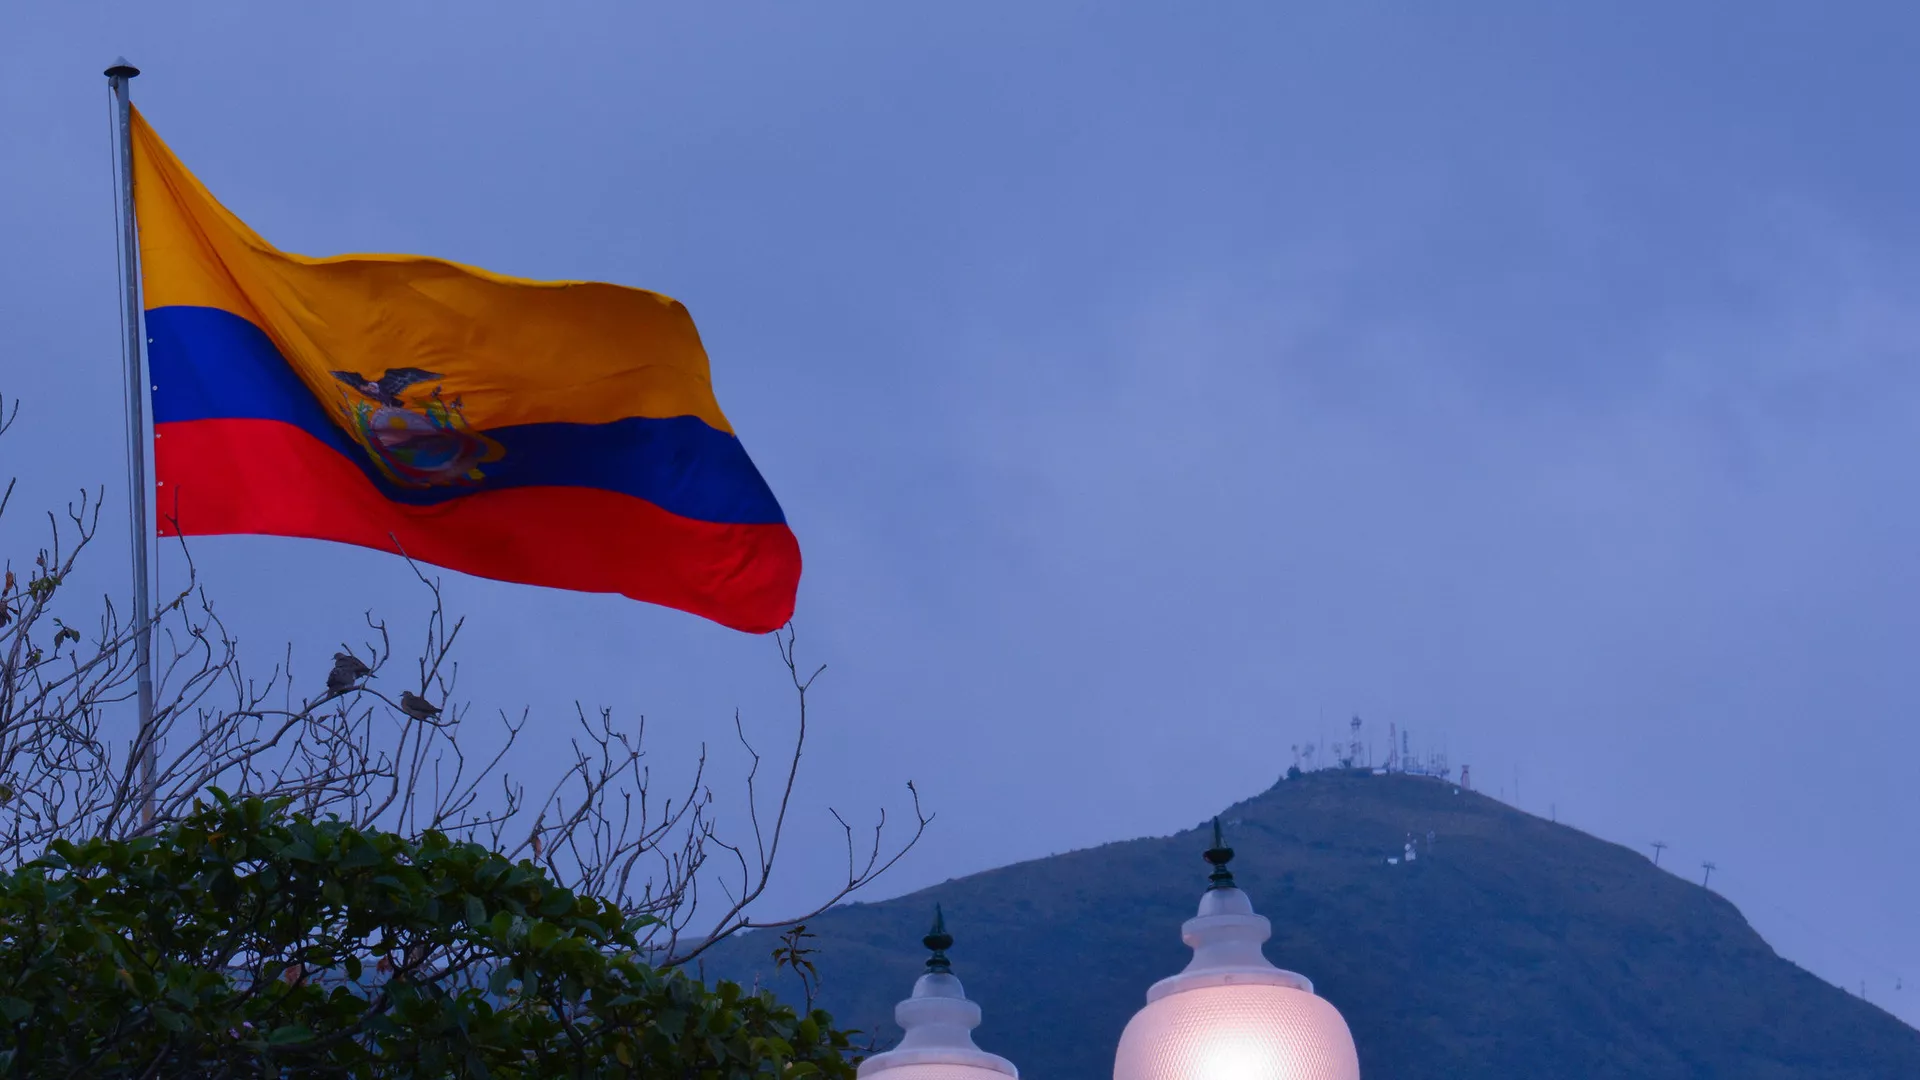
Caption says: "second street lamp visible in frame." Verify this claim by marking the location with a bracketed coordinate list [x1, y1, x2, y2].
[857, 907, 1022, 1080]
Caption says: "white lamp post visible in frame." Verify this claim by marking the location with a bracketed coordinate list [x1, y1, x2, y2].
[1113, 819, 1361, 1080]
[859, 907, 1022, 1080]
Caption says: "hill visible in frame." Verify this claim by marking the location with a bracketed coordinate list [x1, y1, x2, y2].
[700, 770, 1920, 1079]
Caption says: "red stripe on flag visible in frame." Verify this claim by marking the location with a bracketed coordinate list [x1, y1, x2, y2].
[155, 418, 800, 633]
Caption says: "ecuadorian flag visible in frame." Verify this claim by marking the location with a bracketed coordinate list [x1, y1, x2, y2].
[133, 108, 799, 633]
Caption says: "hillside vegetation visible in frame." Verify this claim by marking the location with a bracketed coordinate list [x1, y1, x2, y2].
[703, 771, 1920, 1080]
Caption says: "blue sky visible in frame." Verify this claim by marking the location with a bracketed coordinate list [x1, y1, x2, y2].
[4, 3, 1916, 1026]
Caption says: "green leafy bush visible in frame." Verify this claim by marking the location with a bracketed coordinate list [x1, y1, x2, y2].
[0, 793, 858, 1078]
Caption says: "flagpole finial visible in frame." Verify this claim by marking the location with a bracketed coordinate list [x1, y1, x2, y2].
[104, 57, 140, 79]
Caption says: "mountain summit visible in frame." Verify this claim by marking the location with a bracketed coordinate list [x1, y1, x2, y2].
[703, 771, 1919, 1079]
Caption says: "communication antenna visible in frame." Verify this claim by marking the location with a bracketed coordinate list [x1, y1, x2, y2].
[1650, 841, 1668, 867]
[1387, 723, 1398, 771]
[1345, 715, 1362, 768]
[1700, 861, 1716, 888]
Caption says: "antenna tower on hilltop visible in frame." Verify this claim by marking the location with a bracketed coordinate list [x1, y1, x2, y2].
[1346, 715, 1363, 768]
[1650, 841, 1668, 867]
[1700, 861, 1716, 887]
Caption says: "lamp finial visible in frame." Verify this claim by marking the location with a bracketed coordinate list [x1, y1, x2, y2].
[923, 904, 954, 973]
[1204, 817, 1236, 890]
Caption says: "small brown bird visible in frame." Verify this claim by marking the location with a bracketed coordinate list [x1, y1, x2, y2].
[326, 651, 372, 694]
[398, 690, 441, 720]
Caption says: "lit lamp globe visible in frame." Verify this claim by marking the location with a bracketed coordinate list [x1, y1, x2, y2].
[1113, 819, 1360, 1080]
[858, 908, 1022, 1080]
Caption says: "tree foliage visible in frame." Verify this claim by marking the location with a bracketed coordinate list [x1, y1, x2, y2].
[0, 792, 860, 1078]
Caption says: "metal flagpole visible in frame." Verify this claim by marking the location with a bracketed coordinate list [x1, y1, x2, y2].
[104, 57, 158, 827]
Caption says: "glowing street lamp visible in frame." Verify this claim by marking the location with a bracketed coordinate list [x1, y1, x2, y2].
[1112, 820, 1361, 1080]
[859, 907, 1022, 1080]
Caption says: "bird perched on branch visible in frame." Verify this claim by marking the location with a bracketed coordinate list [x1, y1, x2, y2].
[326, 651, 372, 694]
[398, 690, 441, 720]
